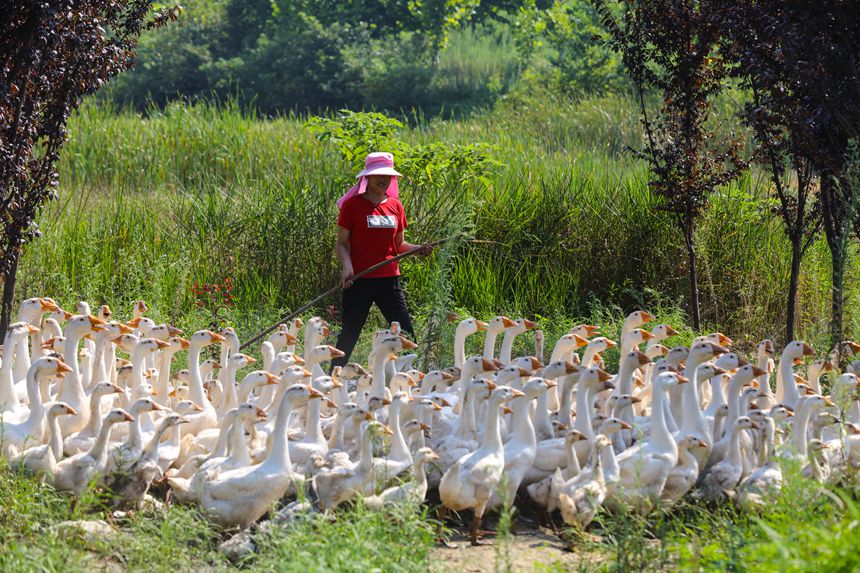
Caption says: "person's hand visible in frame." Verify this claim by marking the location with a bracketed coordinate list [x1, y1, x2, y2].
[417, 243, 434, 257]
[340, 268, 354, 289]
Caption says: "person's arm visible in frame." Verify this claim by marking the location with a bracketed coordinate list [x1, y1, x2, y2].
[394, 231, 433, 256]
[336, 226, 355, 288]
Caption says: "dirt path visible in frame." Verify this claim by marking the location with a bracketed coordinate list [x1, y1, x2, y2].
[431, 522, 597, 573]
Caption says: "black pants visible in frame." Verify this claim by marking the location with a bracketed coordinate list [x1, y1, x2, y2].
[331, 276, 415, 369]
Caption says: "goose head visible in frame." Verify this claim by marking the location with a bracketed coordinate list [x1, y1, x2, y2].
[4, 322, 34, 348]
[340, 362, 369, 380]
[307, 345, 347, 366]
[687, 340, 729, 366]
[112, 333, 140, 354]
[137, 337, 171, 357]
[678, 434, 707, 452]
[200, 358, 221, 378]
[106, 408, 135, 425]
[66, 314, 108, 338]
[734, 416, 758, 432]
[623, 349, 652, 371]
[422, 369, 455, 391]
[696, 362, 727, 383]
[414, 398, 441, 418]
[624, 328, 655, 350]
[598, 416, 633, 436]
[96, 304, 113, 322]
[487, 315, 517, 335]
[17, 298, 60, 323]
[728, 363, 766, 388]
[646, 344, 670, 360]
[495, 365, 532, 388]
[91, 381, 125, 398]
[188, 330, 225, 350]
[487, 385, 525, 407]
[268, 329, 298, 350]
[714, 352, 749, 371]
[782, 340, 816, 362]
[130, 397, 166, 416]
[461, 355, 499, 380]
[768, 404, 794, 423]
[132, 300, 148, 319]
[148, 323, 183, 341]
[241, 370, 279, 391]
[541, 359, 579, 381]
[649, 324, 680, 342]
[283, 383, 324, 407]
[585, 337, 616, 356]
[173, 399, 203, 416]
[809, 359, 834, 380]
[33, 355, 73, 379]
[578, 367, 614, 392]
[235, 402, 267, 422]
[455, 317, 489, 338]
[569, 324, 600, 339]
[48, 401, 79, 419]
[666, 346, 689, 369]
[368, 396, 390, 413]
[103, 321, 135, 341]
[758, 339, 775, 359]
[607, 394, 641, 414]
[413, 447, 439, 465]
[226, 352, 256, 373]
[390, 372, 417, 393]
[127, 316, 156, 336]
[625, 310, 654, 330]
[564, 429, 588, 446]
[157, 413, 188, 431]
[520, 376, 554, 400]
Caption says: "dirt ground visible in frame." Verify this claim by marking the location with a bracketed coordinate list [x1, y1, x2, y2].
[431, 518, 597, 573]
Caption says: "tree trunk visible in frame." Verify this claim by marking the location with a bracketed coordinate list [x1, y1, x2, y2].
[0, 251, 20, 334]
[684, 228, 701, 331]
[786, 235, 802, 342]
[820, 175, 846, 353]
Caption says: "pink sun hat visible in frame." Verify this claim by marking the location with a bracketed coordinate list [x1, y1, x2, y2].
[336, 152, 402, 209]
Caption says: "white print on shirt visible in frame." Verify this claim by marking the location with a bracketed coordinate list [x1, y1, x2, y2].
[367, 215, 398, 229]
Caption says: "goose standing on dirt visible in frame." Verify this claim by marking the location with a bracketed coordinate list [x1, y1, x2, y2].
[439, 386, 522, 545]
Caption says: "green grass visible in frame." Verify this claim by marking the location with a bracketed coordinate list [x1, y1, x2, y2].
[16, 92, 859, 353]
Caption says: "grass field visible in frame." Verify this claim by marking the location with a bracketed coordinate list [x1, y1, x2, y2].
[17, 92, 860, 353]
[4, 91, 860, 572]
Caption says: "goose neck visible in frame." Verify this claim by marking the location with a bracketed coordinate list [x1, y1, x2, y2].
[511, 396, 535, 446]
[264, 395, 296, 472]
[48, 411, 64, 459]
[388, 402, 410, 459]
[479, 398, 504, 453]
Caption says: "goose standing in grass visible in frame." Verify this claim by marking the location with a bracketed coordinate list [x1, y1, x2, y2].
[700, 416, 758, 502]
[12, 402, 78, 476]
[200, 384, 322, 528]
[51, 408, 134, 499]
[558, 434, 615, 530]
[365, 447, 439, 510]
[2, 356, 73, 454]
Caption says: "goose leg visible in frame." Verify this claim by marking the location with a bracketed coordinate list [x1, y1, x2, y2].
[470, 512, 491, 546]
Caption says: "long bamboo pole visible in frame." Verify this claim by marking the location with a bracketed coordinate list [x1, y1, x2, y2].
[238, 238, 451, 351]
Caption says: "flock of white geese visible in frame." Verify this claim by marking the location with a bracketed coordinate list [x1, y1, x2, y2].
[3, 298, 860, 545]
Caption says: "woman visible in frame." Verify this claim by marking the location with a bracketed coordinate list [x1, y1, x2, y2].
[331, 152, 432, 369]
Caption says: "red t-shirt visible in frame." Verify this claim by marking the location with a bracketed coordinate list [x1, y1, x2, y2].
[337, 194, 408, 278]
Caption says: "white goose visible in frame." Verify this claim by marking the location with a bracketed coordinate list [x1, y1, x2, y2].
[199, 384, 322, 528]
[439, 386, 522, 545]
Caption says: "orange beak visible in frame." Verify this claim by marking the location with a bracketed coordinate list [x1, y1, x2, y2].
[802, 343, 815, 356]
[475, 320, 488, 331]
[531, 356, 544, 370]
[605, 339, 618, 349]
[56, 360, 73, 374]
[666, 326, 680, 336]
[597, 369, 612, 382]
[482, 358, 499, 372]
[486, 381, 498, 391]
[208, 331, 226, 342]
[640, 311, 654, 323]
[501, 317, 517, 328]
[400, 336, 418, 350]
[523, 319, 539, 330]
